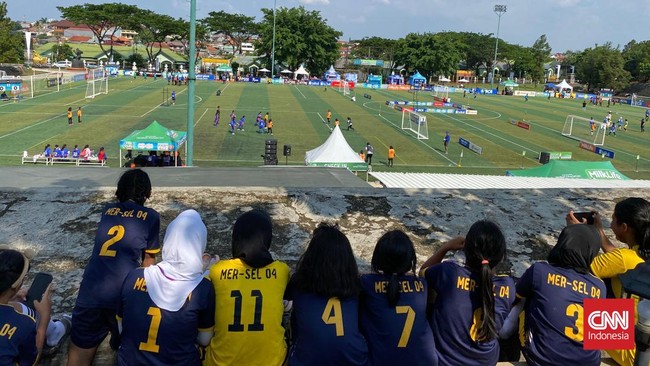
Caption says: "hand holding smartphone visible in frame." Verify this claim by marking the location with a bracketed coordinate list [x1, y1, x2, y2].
[573, 211, 595, 225]
[25, 272, 53, 310]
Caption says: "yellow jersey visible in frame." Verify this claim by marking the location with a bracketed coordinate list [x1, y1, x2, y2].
[388, 148, 395, 159]
[205, 258, 290, 366]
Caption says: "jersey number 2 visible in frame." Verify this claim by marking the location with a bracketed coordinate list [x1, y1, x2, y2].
[99, 225, 125, 257]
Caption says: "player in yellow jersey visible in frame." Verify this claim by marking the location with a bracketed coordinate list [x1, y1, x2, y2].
[205, 209, 290, 366]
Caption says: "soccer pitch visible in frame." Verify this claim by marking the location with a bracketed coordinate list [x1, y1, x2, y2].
[1, 76, 649, 179]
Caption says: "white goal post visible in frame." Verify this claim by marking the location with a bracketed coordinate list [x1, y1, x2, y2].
[85, 68, 108, 99]
[401, 109, 429, 140]
[562, 114, 605, 146]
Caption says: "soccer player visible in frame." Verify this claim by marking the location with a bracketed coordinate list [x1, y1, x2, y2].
[171, 91, 176, 105]
[238, 115, 245, 131]
[67, 107, 73, 126]
[68, 169, 160, 366]
[365, 142, 374, 165]
[287, 223, 368, 366]
[359, 150, 365, 161]
[420, 220, 514, 366]
[229, 118, 236, 135]
[347, 117, 354, 131]
[387, 146, 395, 167]
[61, 144, 69, 158]
[43, 144, 52, 158]
[267, 119, 273, 135]
[205, 210, 290, 366]
[326, 110, 332, 124]
[568, 198, 650, 366]
[71, 145, 80, 159]
[360, 230, 437, 366]
[117, 209, 215, 366]
[505, 225, 605, 366]
[443, 132, 451, 154]
[77, 107, 82, 123]
[214, 106, 220, 126]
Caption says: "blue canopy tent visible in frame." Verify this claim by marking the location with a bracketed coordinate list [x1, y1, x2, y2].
[409, 71, 426, 88]
[367, 74, 382, 88]
[388, 73, 404, 85]
[324, 65, 340, 81]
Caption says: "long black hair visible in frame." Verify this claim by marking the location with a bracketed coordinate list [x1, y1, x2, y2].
[291, 223, 361, 299]
[115, 169, 152, 205]
[0, 249, 26, 294]
[232, 209, 274, 268]
[464, 220, 506, 342]
[614, 197, 650, 260]
[371, 230, 417, 307]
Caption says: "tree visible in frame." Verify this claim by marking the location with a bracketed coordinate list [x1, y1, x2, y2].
[129, 10, 178, 64]
[201, 11, 258, 55]
[459, 32, 494, 77]
[530, 35, 552, 85]
[256, 6, 341, 75]
[500, 43, 535, 80]
[172, 18, 209, 65]
[0, 2, 23, 63]
[352, 37, 398, 76]
[575, 43, 630, 92]
[49, 43, 74, 62]
[57, 3, 141, 61]
[393, 32, 463, 81]
[622, 40, 650, 81]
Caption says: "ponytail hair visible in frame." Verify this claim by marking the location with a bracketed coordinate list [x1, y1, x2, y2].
[464, 220, 506, 342]
[371, 230, 417, 307]
[614, 197, 650, 260]
[115, 169, 152, 205]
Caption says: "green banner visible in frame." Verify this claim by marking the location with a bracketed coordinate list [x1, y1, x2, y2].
[549, 152, 572, 160]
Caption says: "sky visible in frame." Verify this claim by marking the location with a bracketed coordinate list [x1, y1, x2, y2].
[6, 0, 649, 53]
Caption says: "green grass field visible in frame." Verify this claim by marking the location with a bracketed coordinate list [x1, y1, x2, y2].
[1, 76, 649, 179]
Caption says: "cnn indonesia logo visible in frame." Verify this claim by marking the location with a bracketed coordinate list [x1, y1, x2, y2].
[584, 298, 635, 350]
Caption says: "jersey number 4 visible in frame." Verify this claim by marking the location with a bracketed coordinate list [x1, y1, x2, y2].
[229, 290, 264, 332]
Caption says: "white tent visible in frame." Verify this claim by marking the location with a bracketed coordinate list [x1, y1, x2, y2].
[294, 65, 309, 79]
[280, 69, 293, 74]
[458, 78, 470, 83]
[438, 76, 451, 82]
[554, 79, 573, 91]
[259, 67, 270, 72]
[305, 126, 368, 171]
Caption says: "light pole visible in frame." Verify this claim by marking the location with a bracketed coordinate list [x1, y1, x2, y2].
[491, 4, 506, 89]
[271, 0, 277, 79]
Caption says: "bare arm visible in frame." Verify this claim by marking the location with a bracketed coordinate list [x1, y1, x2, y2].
[419, 236, 465, 277]
[566, 211, 616, 253]
[142, 252, 156, 267]
[33, 285, 52, 354]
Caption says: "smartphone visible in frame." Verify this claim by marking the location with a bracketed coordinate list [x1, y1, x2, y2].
[573, 211, 595, 225]
[25, 272, 52, 310]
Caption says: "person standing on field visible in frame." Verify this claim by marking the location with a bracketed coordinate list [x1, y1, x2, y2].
[77, 107, 82, 123]
[444, 131, 451, 154]
[365, 142, 374, 165]
[67, 107, 73, 126]
[387, 146, 395, 167]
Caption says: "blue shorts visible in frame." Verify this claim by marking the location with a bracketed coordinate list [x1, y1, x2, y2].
[70, 305, 119, 349]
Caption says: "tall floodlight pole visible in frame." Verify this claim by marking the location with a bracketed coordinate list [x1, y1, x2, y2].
[271, 0, 277, 78]
[491, 4, 507, 89]
[186, 0, 197, 166]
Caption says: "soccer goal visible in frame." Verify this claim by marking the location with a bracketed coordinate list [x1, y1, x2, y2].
[401, 109, 429, 140]
[338, 80, 350, 96]
[562, 114, 605, 146]
[85, 68, 108, 99]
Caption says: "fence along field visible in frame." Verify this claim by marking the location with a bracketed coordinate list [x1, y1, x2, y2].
[0, 76, 648, 179]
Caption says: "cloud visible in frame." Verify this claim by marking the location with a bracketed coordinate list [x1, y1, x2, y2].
[548, 0, 581, 7]
[299, 0, 330, 4]
[371, 0, 390, 4]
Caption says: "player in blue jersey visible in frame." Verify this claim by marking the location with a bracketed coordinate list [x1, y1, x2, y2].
[420, 220, 514, 366]
[68, 169, 161, 366]
[360, 230, 437, 366]
[287, 223, 368, 366]
[507, 224, 605, 366]
[0, 248, 71, 364]
[117, 209, 215, 366]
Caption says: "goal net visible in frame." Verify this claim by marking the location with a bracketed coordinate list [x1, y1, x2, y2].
[338, 80, 350, 96]
[85, 68, 108, 99]
[561, 114, 605, 146]
[401, 109, 429, 140]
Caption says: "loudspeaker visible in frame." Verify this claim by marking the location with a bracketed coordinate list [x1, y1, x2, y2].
[539, 152, 550, 164]
[283, 145, 292, 157]
[265, 139, 277, 146]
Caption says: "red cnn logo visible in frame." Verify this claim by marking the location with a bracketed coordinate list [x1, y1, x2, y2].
[583, 298, 635, 350]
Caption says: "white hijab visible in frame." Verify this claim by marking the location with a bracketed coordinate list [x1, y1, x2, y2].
[144, 209, 207, 312]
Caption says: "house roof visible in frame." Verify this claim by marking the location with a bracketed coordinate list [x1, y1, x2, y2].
[67, 36, 92, 43]
[51, 20, 76, 28]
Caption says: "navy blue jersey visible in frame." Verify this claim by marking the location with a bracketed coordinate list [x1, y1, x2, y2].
[517, 262, 605, 366]
[288, 289, 368, 366]
[0, 304, 38, 366]
[116, 268, 215, 366]
[76, 201, 160, 308]
[425, 261, 515, 366]
[359, 273, 437, 366]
